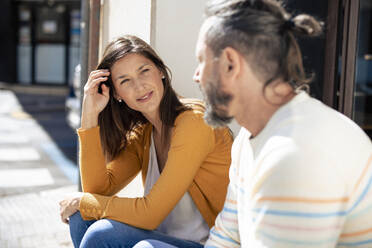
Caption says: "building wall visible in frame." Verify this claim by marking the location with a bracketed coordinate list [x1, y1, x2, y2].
[100, 0, 152, 58]
[153, 0, 206, 100]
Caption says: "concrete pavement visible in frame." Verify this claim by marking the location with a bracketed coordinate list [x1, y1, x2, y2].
[0, 89, 76, 248]
[0, 87, 144, 248]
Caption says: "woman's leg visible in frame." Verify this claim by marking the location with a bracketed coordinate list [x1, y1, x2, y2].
[69, 211, 202, 248]
[69, 211, 96, 248]
[80, 218, 203, 248]
[133, 240, 178, 248]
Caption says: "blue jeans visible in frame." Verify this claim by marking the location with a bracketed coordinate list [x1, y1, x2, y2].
[69, 211, 203, 248]
[133, 240, 179, 248]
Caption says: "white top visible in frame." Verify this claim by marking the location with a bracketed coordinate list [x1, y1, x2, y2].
[206, 91, 372, 248]
[144, 133, 209, 244]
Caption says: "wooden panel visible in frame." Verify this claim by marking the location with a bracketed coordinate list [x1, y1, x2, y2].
[323, 0, 340, 107]
[339, 0, 350, 113]
[88, 0, 100, 73]
[343, 0, 360, 117]
[336, 0, 360, 116]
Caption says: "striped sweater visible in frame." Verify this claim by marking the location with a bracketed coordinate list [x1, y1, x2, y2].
[205, 92, 372, 248]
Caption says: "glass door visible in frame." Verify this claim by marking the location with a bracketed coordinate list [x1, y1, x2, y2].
[352, 0, 372, 138]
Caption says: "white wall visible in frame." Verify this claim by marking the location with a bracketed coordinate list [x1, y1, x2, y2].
[153, 0, 206, 100]
[100, 0, 153, 58]
[154, 0, 241, 135]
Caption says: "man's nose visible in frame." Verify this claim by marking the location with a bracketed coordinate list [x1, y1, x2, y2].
[193, 68, 200, 83]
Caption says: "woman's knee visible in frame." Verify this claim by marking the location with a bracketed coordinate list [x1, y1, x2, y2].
[69, 211, 96, 247]
[133, 240, 155, 248]
[80, 219, 113, 247]
[81, 219, 142, 247]
[69, 211, 95, 234]
[133, 240, 177, 248]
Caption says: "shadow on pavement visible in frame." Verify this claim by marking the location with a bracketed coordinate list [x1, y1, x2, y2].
[14, 92, 78, 165]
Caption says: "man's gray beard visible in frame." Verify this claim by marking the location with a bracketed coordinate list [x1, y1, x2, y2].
[200, 80, 233, 128]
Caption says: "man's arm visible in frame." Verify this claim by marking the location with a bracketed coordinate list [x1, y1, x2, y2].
[205, 183, 241, 248]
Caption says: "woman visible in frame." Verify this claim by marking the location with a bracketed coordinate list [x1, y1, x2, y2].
[59, 35, 232, 248]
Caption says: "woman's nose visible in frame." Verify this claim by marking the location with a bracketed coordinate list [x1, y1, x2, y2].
[134, 79, 146, 90]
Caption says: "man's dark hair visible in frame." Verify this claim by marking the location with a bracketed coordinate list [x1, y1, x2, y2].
[204, 0, 323, 89]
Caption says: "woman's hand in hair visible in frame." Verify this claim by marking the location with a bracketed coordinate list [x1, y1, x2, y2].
[81, 70, 110, 129]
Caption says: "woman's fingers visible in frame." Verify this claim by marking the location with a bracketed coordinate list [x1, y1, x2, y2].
[61, 213, 69, 224]
[101, 83, 110, 98]
[59, 199, 65, 206]
[59, 193, 82, 224]
[89, 69, 110, 79]
[81, 70, 111, 118]
[61, 210, 69, 224]
[60, 202, 74, 224]
[84, 77, 109, 94]
[87, 71, 109, 85]
[85, 70, 110, 91]
[89, 70, 110, 82]
[59, 201, 68, 224]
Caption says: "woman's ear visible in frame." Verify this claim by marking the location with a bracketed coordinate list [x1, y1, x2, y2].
[115, 96, 123, 103]
[160, 69, 165, 79]
[112, 90, 120, 102]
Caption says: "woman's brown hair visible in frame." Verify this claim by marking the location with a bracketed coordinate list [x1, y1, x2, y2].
[96, 35, 189, 161]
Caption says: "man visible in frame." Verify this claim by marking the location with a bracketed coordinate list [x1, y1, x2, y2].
[192, 0, 372, 247]
[134, 0, 372, 247]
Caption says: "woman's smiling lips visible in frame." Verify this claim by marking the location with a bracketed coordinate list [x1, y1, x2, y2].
[136, 91, 153, 102]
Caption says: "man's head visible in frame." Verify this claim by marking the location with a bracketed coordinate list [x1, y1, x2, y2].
[194, 19, 234, 128]
[194, 0, 322, 132]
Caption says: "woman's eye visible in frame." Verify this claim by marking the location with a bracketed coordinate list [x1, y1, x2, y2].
[142, 68, 150, 74]
[121, 79, 130, 84]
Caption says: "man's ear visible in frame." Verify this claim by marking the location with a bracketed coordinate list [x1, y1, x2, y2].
[219, 47, 241, 80]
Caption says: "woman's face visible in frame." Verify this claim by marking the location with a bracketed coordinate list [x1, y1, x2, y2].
[111, 53, 164, 117]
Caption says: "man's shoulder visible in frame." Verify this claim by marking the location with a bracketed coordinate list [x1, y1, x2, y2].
[251, 97, 372, 192]
[268, 95, 370, 151]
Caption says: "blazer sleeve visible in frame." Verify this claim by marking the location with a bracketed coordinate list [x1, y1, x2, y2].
[78, 126, 142, 196]
[79, 111, 216, 230]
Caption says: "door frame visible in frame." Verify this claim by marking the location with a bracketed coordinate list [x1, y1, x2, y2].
[323, 0, 360, 118]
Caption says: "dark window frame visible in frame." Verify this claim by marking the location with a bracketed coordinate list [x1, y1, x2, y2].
[323, 0, 360, 118]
